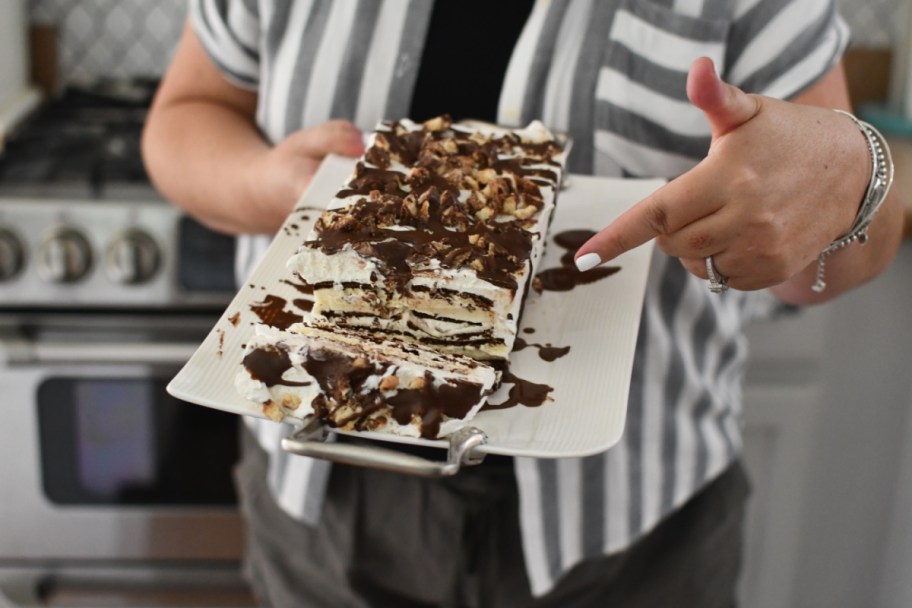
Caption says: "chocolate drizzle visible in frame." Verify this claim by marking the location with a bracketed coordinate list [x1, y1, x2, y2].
[336, 165, 407, 199]
[249, 295, 301, 330]
[483, 362, 553, 411]
[311, 187, 535, 291]
[535, 230, 621, 292]
[306, 117, 565, 295]
[242, 346, 312, 387]
[512, 336, 570, 362]
[294, 348, 487, 438]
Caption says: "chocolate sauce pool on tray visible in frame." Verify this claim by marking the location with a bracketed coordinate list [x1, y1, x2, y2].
[484, 229, 622, 411]
[242, 346, 312, 387]
[483, 363, 552, 411]
[249, 295, 301, 330]
[512, 336, 570, 362]
[536, 230, 621, 292]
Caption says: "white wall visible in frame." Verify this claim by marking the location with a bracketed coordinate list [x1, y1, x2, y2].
[739, 243, 912, 608]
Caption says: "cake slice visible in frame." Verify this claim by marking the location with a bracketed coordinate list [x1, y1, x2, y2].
[236, 321, 499, 439]
[289, 116, 566, 360]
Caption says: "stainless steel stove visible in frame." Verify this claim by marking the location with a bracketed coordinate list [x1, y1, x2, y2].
[0, 82, 235, 310]
[0, 82, 253, 607]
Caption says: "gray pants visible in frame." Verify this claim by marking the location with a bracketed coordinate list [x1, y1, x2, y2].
[236, 429, 749, 608]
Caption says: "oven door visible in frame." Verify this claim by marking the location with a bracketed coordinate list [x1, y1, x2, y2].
[0, 337, 244, 562]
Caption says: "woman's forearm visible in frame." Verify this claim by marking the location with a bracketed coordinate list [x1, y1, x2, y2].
[769, 65, 903, 306]
[142, 21, 299, 235]
[143, 21, 364, 236]
[142, 98, 274, 235]
[770, 187, 903, 305]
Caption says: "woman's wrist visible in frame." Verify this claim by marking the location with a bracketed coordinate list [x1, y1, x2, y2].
[241, 145, 299, 234]
[812, 110, 894, 293]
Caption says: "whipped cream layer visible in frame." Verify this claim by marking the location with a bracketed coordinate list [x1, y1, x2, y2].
[290, 116, 567, 360]
[237, 321, 499, 439]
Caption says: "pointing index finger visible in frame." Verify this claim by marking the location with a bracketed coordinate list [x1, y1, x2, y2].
[574, 164, 717, 268]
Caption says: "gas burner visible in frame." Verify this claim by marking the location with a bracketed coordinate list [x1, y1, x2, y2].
[0, 82, 157, 199]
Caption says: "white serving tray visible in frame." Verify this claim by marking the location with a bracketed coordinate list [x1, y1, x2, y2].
[168, 155, 662, 459]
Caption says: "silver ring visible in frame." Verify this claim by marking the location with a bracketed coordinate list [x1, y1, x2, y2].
[706, 256, 729, 293]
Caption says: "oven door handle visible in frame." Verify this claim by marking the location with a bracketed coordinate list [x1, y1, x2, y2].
[5, 339, 198, 366]
[0, 565, 251, 608]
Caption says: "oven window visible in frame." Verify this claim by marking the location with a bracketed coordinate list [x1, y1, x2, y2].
[37, 378, 239, 506]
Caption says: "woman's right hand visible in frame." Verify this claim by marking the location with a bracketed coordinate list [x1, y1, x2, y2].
[249, 120, 365, 233]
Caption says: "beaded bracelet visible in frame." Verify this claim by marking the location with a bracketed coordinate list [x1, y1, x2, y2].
[811, 110, 894, 293]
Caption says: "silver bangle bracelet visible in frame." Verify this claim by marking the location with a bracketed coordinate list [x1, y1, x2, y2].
[811, 110, 894, 293]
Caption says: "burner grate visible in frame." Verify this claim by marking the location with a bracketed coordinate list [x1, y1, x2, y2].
[0, 83, 156, 198]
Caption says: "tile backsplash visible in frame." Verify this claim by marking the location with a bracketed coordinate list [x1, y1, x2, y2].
[29, 0, 185, 84]
[26, 0, 907, 86]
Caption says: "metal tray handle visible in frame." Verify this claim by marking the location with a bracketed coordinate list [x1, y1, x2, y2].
[281, 417, 488, 478]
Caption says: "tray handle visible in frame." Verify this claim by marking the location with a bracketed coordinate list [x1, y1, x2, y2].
[280, 417, 488, 478]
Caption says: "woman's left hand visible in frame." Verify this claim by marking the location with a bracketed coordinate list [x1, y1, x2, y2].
[574, 57, 871, 293]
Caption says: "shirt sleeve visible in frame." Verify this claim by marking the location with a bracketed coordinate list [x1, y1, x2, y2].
[723, 0, 850, 100]
[189, 0, 261, 90]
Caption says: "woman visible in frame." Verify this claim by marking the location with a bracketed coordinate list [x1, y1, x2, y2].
[143, 1, 901, 605]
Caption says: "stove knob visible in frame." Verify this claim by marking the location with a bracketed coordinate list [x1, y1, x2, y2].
[104, 229, 160, 285]
[0, 228, 25, 281]
[37, 228, 93, 283]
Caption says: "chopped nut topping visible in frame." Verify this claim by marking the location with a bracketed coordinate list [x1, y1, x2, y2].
[423, 115, 451, 132]
[310, 115, 564, 294]
[281, 393, 302, 410]
[402, 194, 419, 218]
[365, 145, 391, 169]
[365, 415, 388, 431]
[374, 132, 391, 150]
[466, 193, 485, 212]
[262, 401, 284, 422]
[408, 166, 431, 186]
[475, 168, 497, 184]
[332, 404, 357, 424]
[440, 138, 459, 155]
[514, 205, 538, 220]
[379, 375, 399, 391]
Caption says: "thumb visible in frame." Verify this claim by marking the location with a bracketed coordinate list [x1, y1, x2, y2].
[284, 120, 365, 159]
[687, 56, 760, 139]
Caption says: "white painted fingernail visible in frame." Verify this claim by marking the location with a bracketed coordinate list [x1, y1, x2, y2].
[575, 252, 602, 272]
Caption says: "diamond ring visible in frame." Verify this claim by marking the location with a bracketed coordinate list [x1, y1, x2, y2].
[706, 256, 729, 294]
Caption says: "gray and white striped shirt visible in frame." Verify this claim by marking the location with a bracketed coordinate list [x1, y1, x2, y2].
[191, 0, 848, 595]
